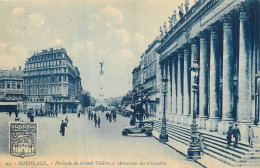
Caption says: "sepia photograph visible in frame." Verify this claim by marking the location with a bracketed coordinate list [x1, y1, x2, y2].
[0, 0, 259, 167]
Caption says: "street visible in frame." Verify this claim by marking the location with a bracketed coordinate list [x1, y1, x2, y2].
[0, 112, 202, 168]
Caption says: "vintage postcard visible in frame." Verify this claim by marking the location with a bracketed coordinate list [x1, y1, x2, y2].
[0, 0, 259, 168]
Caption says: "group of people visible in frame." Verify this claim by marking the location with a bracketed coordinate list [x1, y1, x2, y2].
[88, 112, 101, 127]
[60, 116, 69, 136]
[226, 124, 255, 148]
[105, 111, 117, 123]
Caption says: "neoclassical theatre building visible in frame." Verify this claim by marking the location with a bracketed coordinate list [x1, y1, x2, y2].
[23, 48, 82, 113]
[156, 0, 259, 139]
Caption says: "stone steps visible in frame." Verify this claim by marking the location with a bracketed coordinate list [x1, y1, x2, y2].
[153, 120, 260, 167]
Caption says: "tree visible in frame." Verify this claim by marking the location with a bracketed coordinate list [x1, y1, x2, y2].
[81, 93, 95, 108]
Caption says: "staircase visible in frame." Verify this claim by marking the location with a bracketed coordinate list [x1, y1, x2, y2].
[153, 120, 260, 167]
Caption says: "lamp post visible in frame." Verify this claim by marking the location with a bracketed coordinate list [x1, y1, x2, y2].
[159, 74, 168, 142]
[187, 64, 201, 160]
[130, 88, 137, 126]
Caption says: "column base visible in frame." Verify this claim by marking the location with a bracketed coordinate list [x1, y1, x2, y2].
[177, 114, 182, 124]
[206, 118, 220, 132]
[218, 120, 235, 135]
[159, 133, 169, 142]
[182, 115, 190, 126]
[167, 113, 173, 123]
[187, 146, 201, 160]
[172, 114, 178, 123]
[198, 117, 207, 129]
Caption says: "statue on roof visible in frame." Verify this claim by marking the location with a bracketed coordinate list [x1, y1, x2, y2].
[163, 22, 168, 34]
[178, 3, 184, 18]
[185, 0, 189, 12]
[160, 26, 164, 38]
[168, 16, 173, 30]
[172, 10, 177, 25]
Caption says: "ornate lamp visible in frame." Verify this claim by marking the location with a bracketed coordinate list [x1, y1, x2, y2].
[159, 74, 168, 142]
[187, 63, 201, 160]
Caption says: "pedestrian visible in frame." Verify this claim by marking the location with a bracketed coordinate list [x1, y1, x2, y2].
[198, 133, 205, 155]
[88, 112, 91, 120]
[232, 123, 241, 148]
[113, 113, 117, 122]
[94, 113, 97, 120]
[106, 112, 109, 120]
[65, 116, 69, 126]
[97, 117, 100, 127]
[247, 125, 255, 148]
[9, 111, 12, 117]
[77, 113, 80, 118]
[60, 120, 67, 136]
[109, 113, 112, 123]
[30, 114, 34, 122]
[94, 117, 97, 127]
[226, 125, 233, 148]
[91, 113, 93, 120]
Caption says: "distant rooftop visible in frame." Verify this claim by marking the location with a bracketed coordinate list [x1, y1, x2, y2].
[0, 67, 24, 77]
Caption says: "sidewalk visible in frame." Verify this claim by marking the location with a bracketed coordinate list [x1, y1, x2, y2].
[152, 130, 233, 168]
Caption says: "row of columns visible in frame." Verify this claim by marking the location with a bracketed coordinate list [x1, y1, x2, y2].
[159, 2, 253, 134]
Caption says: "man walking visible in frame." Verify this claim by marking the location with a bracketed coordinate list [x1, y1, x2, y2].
[248, 125, 255, 148]
[232, 123, 241, 148]
[226, 126, 233, 148]
[94, 117, 97, 127]
[60, 120, 67, 136]
[97, 117, 101, 128]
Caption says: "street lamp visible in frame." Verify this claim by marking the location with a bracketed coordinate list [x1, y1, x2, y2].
[187, 63, 201, 160]
[130, 89, 137, 126]
[159, 74, 168, 142]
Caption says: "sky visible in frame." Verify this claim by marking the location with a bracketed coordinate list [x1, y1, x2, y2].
[0, 0, 195, 99]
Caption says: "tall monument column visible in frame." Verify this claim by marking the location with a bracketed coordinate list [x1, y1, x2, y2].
[177, 49, 183, 124]
[207, 24, 220, 132]
[198, 31, 208, 129]
[218, 14, 234, 134]
[182, 44, 191, 125]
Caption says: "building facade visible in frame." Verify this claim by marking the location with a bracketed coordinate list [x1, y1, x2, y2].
[142, 37, 161, 117]
[156, 0, 259, 139]
[23, 48, 82, 113]
[0, 67, 23, 112]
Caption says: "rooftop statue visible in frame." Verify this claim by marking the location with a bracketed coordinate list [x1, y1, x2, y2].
[172, 10, 177, 25]
[168, 16, 173, 30]
[185, 0, 189, 12]
[163, 22, 168, 34]
[160, 26, 164, 38]
[178, 3, 184, 18]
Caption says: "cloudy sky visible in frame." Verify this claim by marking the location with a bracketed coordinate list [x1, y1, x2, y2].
[0, 0, 195, 98]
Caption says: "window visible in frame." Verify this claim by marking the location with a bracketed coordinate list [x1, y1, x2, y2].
[17, 84, 21, 89]
[7, 83, 10, 88]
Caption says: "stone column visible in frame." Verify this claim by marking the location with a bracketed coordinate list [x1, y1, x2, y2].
[159, 62, 165, 119]
[167, 59, 173, 121]
[237, 3, 253, 139]
[182, 45, 190, 125]
[165, 61, 169, 118]
[57, 103, 60, 114]
[207, 24, 220, 132]
[238, 3, 251, 123]
[61, 103, 63, 114]
[177, 49, 183, 124]
[54, 103, 56, 113]
[171, 56, 177, 123]
[189, 39, 199, 125]
[218, 14, 234, 134]
[198, 31, 208, 129]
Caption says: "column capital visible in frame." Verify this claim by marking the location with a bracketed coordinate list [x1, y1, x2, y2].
[177, 48, 183, 58]
[221, 14, 233, 29]
[207, 23, 219, 38]
[190, 38, 199, 46]
[237, 2, 250, 20]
